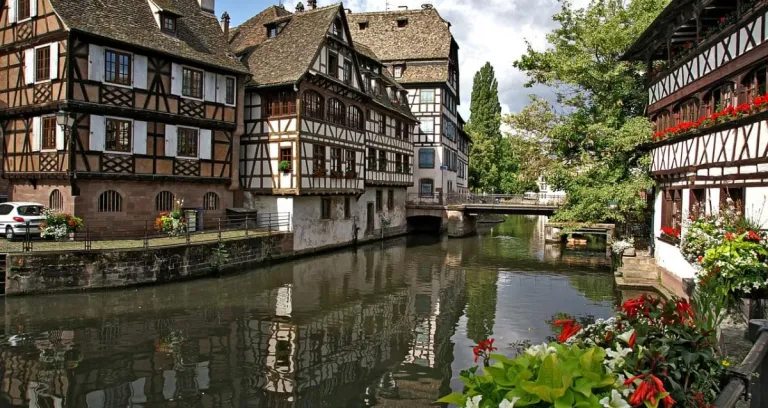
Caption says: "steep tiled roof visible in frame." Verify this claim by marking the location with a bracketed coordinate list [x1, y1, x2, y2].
[229, 5, 293, 54]
[360, 67, 415, 121]
[347, 8, 453, 61]
[353, 41, 379, 62]
[49, 0, 248, 73]
[398, 61, 448, 84]
[241, 5, 340, 87]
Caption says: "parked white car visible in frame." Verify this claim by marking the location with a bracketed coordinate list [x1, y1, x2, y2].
[0, 202, 46, 240]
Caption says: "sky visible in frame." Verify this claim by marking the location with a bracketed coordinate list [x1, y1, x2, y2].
[217, 0, 592, 120]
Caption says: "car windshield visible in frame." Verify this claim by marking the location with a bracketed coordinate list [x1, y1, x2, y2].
[17, 206, 43, 216]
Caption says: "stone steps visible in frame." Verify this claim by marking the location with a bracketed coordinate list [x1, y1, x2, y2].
[617, 255, 658, 281]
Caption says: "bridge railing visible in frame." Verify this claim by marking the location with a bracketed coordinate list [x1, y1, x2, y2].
[406, 193, 567, 207]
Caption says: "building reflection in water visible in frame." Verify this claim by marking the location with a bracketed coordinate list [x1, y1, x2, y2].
[0, 237, 468, 407]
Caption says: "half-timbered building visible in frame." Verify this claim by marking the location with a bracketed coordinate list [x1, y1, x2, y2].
[624, 0, 768, 290]
[0, 0, 249, 227]
[233, 2, 416, 251]
[348, 4, 468, 197]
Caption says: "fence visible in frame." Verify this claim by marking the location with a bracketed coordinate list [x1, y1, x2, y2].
[715, 319, 768, 408]
[406, 193, 568, 207]
[3, 212, 292, 253]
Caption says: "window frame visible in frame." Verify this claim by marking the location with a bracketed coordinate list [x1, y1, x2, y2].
[418, 148, 435, 169]
[328, 52, 339, 79]
[376, 190, 383, 212]
[104, 49, 133, 87]
[421, 89, 435, 104]
[49, 189, 64, 211]
[105, 117, 133, 154]
[279, 147, 293, 171]
[313, 144, 326, 173]
[348, 106, 364, 131]
[161, 13, 177, 33]
[41, 116, 57, 151]
[393, 65, 403, 78]
[181, 66, 204, 100]
[321, 197, 332, 219]
[265, 90, 296, 117]
[331, 147, 342, 173]
[203, 192, 220, 211]
[16, 0, 32, 22]
[302, 90, 324, 120]
[224, 76, 236, 106]
[378, 150, 387, 172]
[345, 149, 356, 174]
[98, 190, 123, 213]
[367, 147, 377, 170]
[419, 179, 434, 197]
[387, 189, 394, 211]
[420, 117, 434, 134]
[344, 197, 351, 219]
[327, 98, 346, 125]
[35, 44, 51, 83]
[342, 59, 352, 84]
[176, 126, 199, 158]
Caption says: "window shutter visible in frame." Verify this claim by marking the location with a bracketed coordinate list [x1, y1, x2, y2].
[165, 125, 177, 157]
[215, 74, 226, 104]
[55, 120, 65, 150]
[89, 115, 105, 151]
[49, 42, 59, 79]
[88, 44, 104, 82]
[204, 71, 216, 102]
[133, 55, 148, 90]
[133, 120, 147, 154]
[199, 129, 212, 159]
[30, 0, 37, 17]
[31, 117, 40, 152]
[24, 48, 34, 84]
[8, 0, 16, 24]
[171, 63, 182, 96]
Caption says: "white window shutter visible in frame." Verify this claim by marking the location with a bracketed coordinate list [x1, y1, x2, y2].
[24, 48, 34, 84]
[31, 117, 40, 151]
[165, 125, 177, 157]
[49, 42, 59, 79]
[30, 0, 37, 17]
[8, 0, 16, 24]
[89, 115, 105, 151]
[204, 71, 216, 102]
[88, 44, 104, 82]
[215, 74, 226, 104]
[133, 55, 148, 90]
[171, 63, 182, 96]
[199, 129, 212, 159]
[55, 120, 65, 150]
[133, 120, 147, 154]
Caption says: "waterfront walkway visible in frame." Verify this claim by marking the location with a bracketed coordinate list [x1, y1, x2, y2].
[406, 193, 566, 215]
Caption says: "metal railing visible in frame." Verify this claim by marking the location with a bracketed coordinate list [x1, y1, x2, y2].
[715, 319, 768, 408]
[4, 212, 292, 253]
[406, 193, 568, 207]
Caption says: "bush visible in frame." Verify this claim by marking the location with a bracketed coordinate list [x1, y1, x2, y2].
[39, 208, 84, 240]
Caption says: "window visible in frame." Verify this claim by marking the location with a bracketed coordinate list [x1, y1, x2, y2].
[395, 154, 402, 173]
[177, 127, 199, 157]
[328, 98, 346, 125]
[182, 67, 203, 99]
[106, 118, 132, 152]
[376, 190, 383, 212]
[403, 122, 410, 141]
[328, 52, 338, 78]
[17, 0, 31, 20]
[343, 60, 352, 84]
[268, 25, 278, 38]
[225, 77, 235, 105]
[653, 110, 672, 133]
[348, 106, 363, 130]
[387, 190, 394, 210]
[321, 198, 332, 219]
[397, 18, 408, 28]
[660, 189, 683, 231]
[378, 150, 387, 171]
[41, 116, 56, 150]
[345, 149, 356, 174]
[313, 144, 325, 172]
[332, 19, 342, 36]
[280, 147, 292, 163]
[105, 50, 132, 86]
[443, 118, 456, 141]
[721, 187, 746, 214]
[421, 89, 435, 103]
[379, 114, 386, 135]
[675, 99, 699, 124]
[331, 147, 342, 172]
[704, 82, 735, 115]
[49, 189, 63, 211]
[744, 67, 768, 100]
[419, 179, 434, 197]
[162, 14, 176, 33]
[156, 191, 175, 212]
[420, 117, 434, 133]
[36, 46, 50, 82]
[367, 148, 377, 170]
[395, 120, 402, 139]
[203, 192, 220, 211]
[419, 148, 435, 168]
[690, 189, 707, 214]
[344, 197, 351, 219]
[98, 190, 123, 212]
[393, 65, 403, 78]
[359, 22, 368, 30]
[265, 90, 296, 117]
[0, 205, 12, 216]
[302, 90, 324, 119]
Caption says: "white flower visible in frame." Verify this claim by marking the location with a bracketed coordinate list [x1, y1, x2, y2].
[466, 395, 482, 408]
[599, 390, 631, 408]
[606, 345, 632, 360]
[617, 331, 634, 345]
[525, 343, 556, 358]
[499, 397, 521, 408]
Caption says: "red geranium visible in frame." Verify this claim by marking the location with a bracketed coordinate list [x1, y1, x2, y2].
[472, 338, 497, 363]
[661, 227, 680, 238]
[553, 319, 581, 343]
[745, 230, 762, 242]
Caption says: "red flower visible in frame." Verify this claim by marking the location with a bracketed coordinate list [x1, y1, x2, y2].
[661, 227, 680, 238]
[720, 16, 727, 23]
[745, 230, 762, 242]
[725, 232, 736, 241]
[472, 338, 497, 363]
[676, 298, 695, 322]
[605, 331, 613, 341]
[554, 319, 581, 343]
[628, 374, 674, 408]
[628, 330, 637, 348]
[697, 255, 703, 263]
[621, 297, 645, 319]
[736, 103, 753, 114]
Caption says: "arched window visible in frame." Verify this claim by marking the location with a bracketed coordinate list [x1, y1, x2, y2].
[155, 191, 175, 212]
[704, 82, 736, 115]
[653, 110, 672, 132]
[348, 106, 364, 130]
[302, 90, 324, 120]
[203, 192, 220, 211]
[49, 189, 63, 211]
[327, 98, 346, 125]
[98, 190, 123, 212]
[674, 99, 699, 123]
[742, 66, 768, 100]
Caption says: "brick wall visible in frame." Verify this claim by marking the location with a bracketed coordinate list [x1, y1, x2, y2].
[10, 180, 74, 214]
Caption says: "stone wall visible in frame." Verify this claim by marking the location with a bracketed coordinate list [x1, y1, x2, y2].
[5, 232, 294, 296]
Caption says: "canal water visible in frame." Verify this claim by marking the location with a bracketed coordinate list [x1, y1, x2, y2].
[0, 215, 617, 407]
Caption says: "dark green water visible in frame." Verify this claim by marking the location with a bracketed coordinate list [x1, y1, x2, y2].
[0, 216, 616, 407]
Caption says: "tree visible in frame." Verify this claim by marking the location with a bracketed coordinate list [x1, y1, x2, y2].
[466, 62, 503, 193]
[510, 0, 667, 223]
[502, 96, 558, 193]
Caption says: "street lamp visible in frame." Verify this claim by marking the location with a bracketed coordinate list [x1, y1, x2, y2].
[57, 110, 79, 196]
[56, 109, 75, 129]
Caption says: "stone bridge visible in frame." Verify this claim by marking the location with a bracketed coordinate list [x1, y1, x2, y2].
[405, 194, 566, 237]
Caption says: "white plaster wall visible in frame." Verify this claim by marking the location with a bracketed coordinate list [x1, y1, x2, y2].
[654, 239, 697, 280]
[653, 190, 662, 235]
[708, 188, 721, 213]
[745, 187, 768, 229]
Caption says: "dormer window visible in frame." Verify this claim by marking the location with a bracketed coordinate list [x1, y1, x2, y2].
[359, 22, 368, 30]
[267, 25, 278, 38]
[161, 13, 177, 33]
[393, 65, 404, 78]
[397, 18, 408, 28]
[332, 19, 342, 36]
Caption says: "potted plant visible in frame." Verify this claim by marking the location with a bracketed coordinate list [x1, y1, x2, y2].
[154, 198, 187, 237]
[344, 170, 356, 179]
[612, 237, 635, 257]
[330, 170, 343, 179]
[659, 226, 680, 244]
[278, 160, 292, 173]
[312, 168, 326, 177]
[40, 208, 84, 241]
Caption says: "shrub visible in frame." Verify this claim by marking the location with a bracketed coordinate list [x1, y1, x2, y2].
[39, 208, 84, 240]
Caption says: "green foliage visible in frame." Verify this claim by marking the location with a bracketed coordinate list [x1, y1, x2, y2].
[211, 242, 230, 272]
[509, 0, 668, 223]
[467, 62, 503, 193]
[701, 233, 768, 308]
[278, 160, 291, 172]
[465, 269, 499, 342]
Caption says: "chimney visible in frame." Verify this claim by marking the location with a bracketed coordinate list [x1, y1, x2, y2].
[308, 0, 317, 10]
[220, 12, 230, 38]
[421, 3, 433, 9]
[295, 2, 305, 12]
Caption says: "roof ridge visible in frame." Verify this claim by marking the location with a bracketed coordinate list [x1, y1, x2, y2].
[232, 5, 292, 30]
[348, 8, 437, 16]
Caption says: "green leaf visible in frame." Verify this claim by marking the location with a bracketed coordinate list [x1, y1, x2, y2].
[436, 393, 467, 406]
[555, 389, 575, 408]
[506, 388, 541, 407]
[522, 354, 569, 402]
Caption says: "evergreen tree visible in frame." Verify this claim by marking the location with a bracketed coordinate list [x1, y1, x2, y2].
[466, 62, 503, 193]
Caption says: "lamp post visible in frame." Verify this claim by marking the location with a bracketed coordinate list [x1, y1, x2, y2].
[57, 110, 78, 196]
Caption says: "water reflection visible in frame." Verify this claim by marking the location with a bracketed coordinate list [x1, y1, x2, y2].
[0, 216, 616, 407]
